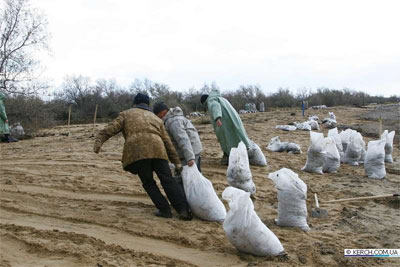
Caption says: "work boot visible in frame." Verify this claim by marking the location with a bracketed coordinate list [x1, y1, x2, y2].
[154, 209, 172, 218]
[220, 154, 229, 166]
[178, 209, 193, 221]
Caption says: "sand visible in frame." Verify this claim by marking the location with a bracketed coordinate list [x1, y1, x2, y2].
[0, 105, 399, 267]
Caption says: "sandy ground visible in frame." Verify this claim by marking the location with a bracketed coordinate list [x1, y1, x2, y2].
[0, 105, 399, 267]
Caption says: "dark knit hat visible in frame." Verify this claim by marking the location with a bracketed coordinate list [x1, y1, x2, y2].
[153, 101, 169, 114]
[200, 94, 209, 104]
[133, 93, 150, 105]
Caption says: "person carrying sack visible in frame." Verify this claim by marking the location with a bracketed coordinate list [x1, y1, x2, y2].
[93, 93, 192, 220]
[153, 101, 203, 172]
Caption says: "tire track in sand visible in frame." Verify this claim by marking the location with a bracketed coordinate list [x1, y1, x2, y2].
[0, 209, 243, 267]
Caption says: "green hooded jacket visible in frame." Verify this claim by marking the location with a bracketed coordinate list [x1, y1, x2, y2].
[0, 92, 10, 135]
[206, 89, 251, 156]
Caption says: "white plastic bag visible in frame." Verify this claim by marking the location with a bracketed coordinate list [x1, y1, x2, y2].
[248, 141, 267, 166]
[328, 128, 344, 160]
[276, 125, 296, 131]
[308, 115, 319, 121]
[268, 168, 310, 231]
[323, 137, 340, 173]
[381, 130, 395, 163]
[358, 139, 367, 164]
[227, 142, 256, 194]
[267, 136, 302, 154]
[182, 164, 226, 221]
[340, 129, 353, 154]
[329, 112, 336, 121]
[222, 187, 285, 256]
[343, 131, 363, 166]
[302, 132, 327, 174]
[364, 139, 386, 179]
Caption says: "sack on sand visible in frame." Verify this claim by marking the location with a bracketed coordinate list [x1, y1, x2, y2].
[276, 125, 296, 131]
[364, 139, 386, 179]
[343, 131, 363, 166]
[295, 122, 311, 131]
[268, 168, 310, 231]
[339, 129, 353, 154]
[248, 141, 267, 166]
[302, 132, 326, 174]
[308, 115, 319, 121]
[323, 137, 341, 173]
[227, 142, 256, 194]
[182, 164, 226, 221]
[307, 120, 320, 131]
[267, 136, 302, 154]
[328, 128, 344, 160]
[222, 187, 285, 256]
[329, 112, 336, 121]
[381, 130, 395, 163]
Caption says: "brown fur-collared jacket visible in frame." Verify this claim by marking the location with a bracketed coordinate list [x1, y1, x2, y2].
[95, 105, 180, 169]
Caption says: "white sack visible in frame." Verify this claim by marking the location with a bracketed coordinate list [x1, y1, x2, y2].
[359, 139, 367, 164]
[222, 187, 285, 256]
[227, 142, 256, 194]
[343, 131, 363, 165]
[329, 112, 336, 121]
[302, 132, 327, 174]
[248, 141, 267, 166]
[381, 130, 395, 163]
[308, 115, 319, 121]
[323, 137, 341, 173]
[276, 125, 297, 131]
[364, 139, 386, 179]
[182, 164, 226, 221]
[328, 128, 344, 160]
[307, 120, 320, 131]
[339, 129, 353, 153]
[268, 168, 310, 231]
[267, 136, 302, 154]
[295, 122, 311, 131]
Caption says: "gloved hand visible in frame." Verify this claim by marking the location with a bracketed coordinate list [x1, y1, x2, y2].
[175, 163, 183, 174]
[93, 139, 102, 154]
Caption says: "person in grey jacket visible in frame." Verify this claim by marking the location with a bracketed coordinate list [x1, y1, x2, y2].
[153, 101, 203, 172]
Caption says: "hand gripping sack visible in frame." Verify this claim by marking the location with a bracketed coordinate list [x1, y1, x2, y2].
[302, 132, 327, 174]
[364, 139, 386, 179]
[322, 137, 340, 173]
[182, 165, 227, 221]
[381, 130, 395, 163]
[222, 187, 285, 256]
[227, 142, 256, 194]
[343, 131, 363, 166]
[248, 141, 267, 166]
[268, 168, 310, 231]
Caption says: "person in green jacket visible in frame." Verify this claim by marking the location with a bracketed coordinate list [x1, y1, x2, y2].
[0, 92, 11, 142]
[201, 89, 252, 165]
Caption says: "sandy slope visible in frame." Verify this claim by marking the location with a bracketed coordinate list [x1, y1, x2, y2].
[0, 106, 399, 267]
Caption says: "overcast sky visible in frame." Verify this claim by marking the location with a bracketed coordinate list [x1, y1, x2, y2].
[33, 0, 400, 96]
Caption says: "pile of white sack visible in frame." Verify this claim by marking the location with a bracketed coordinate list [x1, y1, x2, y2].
[302, 132, 327, 174]
[222, 187, 285, 256]
[182, 164, 226, 221]
[276, 125, 297, 131]
[248, 141, 267, 166]
[311, 105, 328, 109]
[364, 139, 386, 179]
[267, 136, 302, 154]
[381, 130, 395, 163]
[268, 168, 310, 231]
[227, 142, 256, 194]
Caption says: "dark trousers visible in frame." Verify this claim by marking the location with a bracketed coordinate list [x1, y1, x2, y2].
[125, 159, 189, 213]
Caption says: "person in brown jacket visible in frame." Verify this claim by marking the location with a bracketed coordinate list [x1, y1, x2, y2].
[93, 93, 192, 220]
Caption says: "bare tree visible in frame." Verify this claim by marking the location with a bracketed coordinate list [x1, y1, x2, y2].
[0, 0, 49, 94]
[60, 75, 92, 107]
